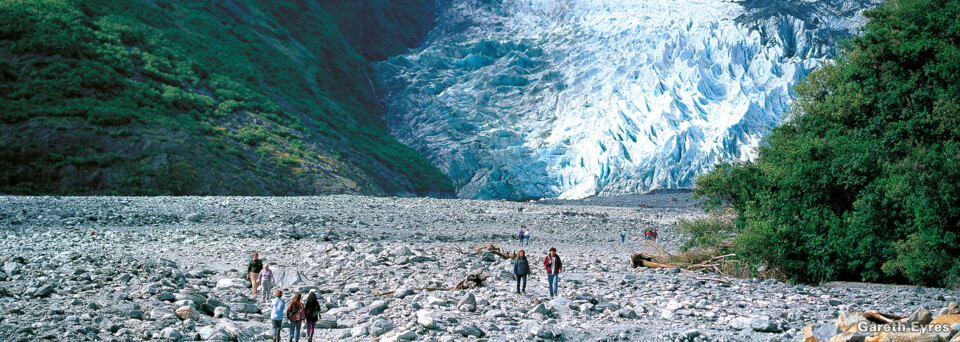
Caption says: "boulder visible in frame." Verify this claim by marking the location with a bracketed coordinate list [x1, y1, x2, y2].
[272, 268, 306, 288]
[931, 314, 960, 326]
[369, 319, 396, 337]
[416, 310, 437, 329]
[453, 323, 484, 337]
[457, 293, 476, 309]
[368, 300, 389, 316]
[149, 307, 177, 320]
[804, 323, 840, 342]
[3, 262, 21, 275]
[214, 278, 247, 289]
[838, 312, 870, 331]
[618, 308, 639, 319]
[160, 327, 182, 341]
[106, 303, 142, 319]
[33, 284, 54, 298]
[176, 305, 199, 320]
[185, 213, 201, 222]
[751, 320, 781, 333]
[906, 307, 933, 326]
[213, 306, 230, 318]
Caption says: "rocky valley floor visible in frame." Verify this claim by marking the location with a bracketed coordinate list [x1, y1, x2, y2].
[0, 195, 958, 342]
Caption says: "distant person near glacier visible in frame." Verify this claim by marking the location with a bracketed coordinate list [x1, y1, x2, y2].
[259, 265, 274, 303]
[247, 253, 264, 298]
[620, 231, 626, 243]
[518, 227, 525, 245]
[514, 250, 530, 295]
[544, 248, 562, 297]
[524, 229, 531, 245]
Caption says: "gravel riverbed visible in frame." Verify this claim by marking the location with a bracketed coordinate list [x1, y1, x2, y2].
[0, 195, 957, 341]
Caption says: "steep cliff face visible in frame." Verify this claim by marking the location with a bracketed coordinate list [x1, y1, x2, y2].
[375, 0, 880, 200]
[0, 0, 451, 196]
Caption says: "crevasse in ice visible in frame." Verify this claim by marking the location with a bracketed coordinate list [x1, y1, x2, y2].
[375, 0, 880, 200]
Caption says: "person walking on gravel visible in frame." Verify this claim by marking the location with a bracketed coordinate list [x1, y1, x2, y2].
[620, 231, 626, 243]
[518, 227, 525, 245]
[514, 250, 531, 295]
[303, 292, 321, 342]
[259, 264, 274, 302]
[524, 230, 531, 245]
[543, 248, 562, 297]
[270, 290, 285, 342]
[247, 253, 264, 298]
[286, 292, 305, 342]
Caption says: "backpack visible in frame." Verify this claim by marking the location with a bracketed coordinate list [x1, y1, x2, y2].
[287, 302, 304, 322]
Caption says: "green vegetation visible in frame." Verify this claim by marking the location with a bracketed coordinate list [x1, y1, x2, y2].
[693, 0, 960, 287]
[0, 0, 452, 195]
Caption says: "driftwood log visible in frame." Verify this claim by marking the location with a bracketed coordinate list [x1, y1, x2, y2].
[631, 253, 675, 269]
[374, 270, 492, 296]
[475, 244, 517, 259]
[454, 270, 492, 290]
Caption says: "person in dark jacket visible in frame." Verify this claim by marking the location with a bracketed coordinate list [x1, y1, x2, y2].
[543, 248, 562, 297]
[303, 292, 321, 342]
[513, 250, 531, 295]
[247, 253, 264, 298]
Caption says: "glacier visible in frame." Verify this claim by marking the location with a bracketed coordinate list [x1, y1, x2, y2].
[374, 0, 881, 200]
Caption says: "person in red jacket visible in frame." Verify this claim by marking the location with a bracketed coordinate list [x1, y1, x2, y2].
[543, 248, 562, 297]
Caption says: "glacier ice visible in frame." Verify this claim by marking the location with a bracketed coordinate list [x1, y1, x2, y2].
[375, 0, 880, 200]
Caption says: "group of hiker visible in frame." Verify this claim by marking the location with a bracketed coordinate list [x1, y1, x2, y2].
[517, 226, 532, 245]
[248, 253, 321, 342]
[269, 290, 322, 342]
[511, 247, 563, 297]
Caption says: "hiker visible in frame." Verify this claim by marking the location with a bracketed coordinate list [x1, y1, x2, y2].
[286, 292, 304, 342]
[620, 231, 626, 243]
[524, 230, 531, 245]
[513, 250, 530, 295]
[518, 228, 525, 245]
[259, 264, 274, 302]
[543, 248, 562, 297]
[270, 290, 285, 342]
[651, 228, 658, 240]
[303, 292, 321, 342]
[247, 253, 264, 298]
[644, 228, 652, 240]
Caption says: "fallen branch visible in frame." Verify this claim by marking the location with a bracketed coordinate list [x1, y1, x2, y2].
[862, 312, 905, 324]
[696, 277, 732, 284]
[374, 287, 452, 297]
[373, 272, 491, 297]
[455, 270, 493, 290]
[475, 244, 516, 259]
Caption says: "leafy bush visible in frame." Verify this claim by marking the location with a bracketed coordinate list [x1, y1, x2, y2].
[694, 0, 960, 287]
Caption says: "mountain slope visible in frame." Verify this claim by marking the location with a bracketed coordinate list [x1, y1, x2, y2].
[0, 0, 452, 196]
[376, 0, 880, 200]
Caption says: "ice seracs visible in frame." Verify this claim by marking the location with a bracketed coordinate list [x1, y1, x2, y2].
[375, 0, 880, 199]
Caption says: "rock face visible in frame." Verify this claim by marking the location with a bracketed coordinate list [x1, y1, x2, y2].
[1, 195, 959, 341]
[376, 0, 882, 200]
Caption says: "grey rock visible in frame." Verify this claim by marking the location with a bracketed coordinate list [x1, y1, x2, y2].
[213, 306, 230, 318]
[106, 303, 142, 319]
[160, 327, 182, 340]
[453, 323, 484, 337]
[906, 306, 932, 325]
[33, 284, 54, 298]
[3, 262, 21, 275]
[368, 300, 389, 316]
[369, 319, 395, 337]
[185, 213, 201, 222]
[617, 308, 639, 319]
